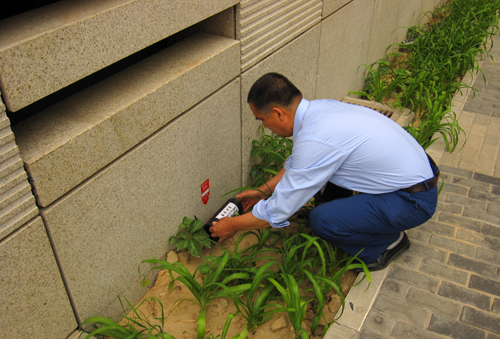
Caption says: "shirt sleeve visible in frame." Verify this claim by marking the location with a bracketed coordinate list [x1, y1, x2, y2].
[252, 139, 347, 227]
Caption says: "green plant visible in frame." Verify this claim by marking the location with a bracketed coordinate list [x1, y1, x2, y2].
[141, 250, 250, 339]
[79, 296, 175, 339]
[250, 134, 293, 186]
[169, 216, 212, 258]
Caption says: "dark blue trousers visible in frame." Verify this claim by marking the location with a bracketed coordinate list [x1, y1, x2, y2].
[310, 177, 438, 263]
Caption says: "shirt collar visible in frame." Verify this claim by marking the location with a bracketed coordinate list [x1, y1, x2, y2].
[293, 98, 309, 140]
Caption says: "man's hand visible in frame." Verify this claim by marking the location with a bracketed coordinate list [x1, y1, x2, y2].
[236, 189, 267, 212]
[209, 217, 236, 244]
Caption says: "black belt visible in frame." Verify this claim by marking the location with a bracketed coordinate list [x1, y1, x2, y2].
[401, 154, 440, 194]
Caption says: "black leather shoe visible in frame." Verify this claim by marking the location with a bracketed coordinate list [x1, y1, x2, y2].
[352, 232, 410, 273]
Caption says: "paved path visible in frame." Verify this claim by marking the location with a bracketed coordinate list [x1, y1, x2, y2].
[349, 39, 500, 338]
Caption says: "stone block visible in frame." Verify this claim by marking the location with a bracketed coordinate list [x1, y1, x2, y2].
[438, 165, 473, 179]
[323, 323, 358, 339]
[461, 306, 500, 334]
[448, 253, 498, 279]
[428, 234, 475, 257]
[418, 259, 469, 285]
[362, 310, 396, 337]
[392, 321, 448, 339]
[316, 0, 375, 100]
[240, 24, 320, 186]
[418, 219, 456, 237]
[456, 229, 500, 252]
[42, 79, 242, 320]
[0, 0, 238, 111]
[335, 269, 389, 332]
[367, 0, 403, 63]
[0, 107, 39, 240]
[438, 281, 491, 311]
[379, 279, 410, 299]
[438, 212, 482, 232]
[469, 275, 500, 297]
[0, 217, 76, 339]
[238, 0, 322, 71]
[388, 265, 440, 293]
[372, 294, 429, 327]
[446, 193, 487, 211]
[428, 314, 486, 339]
[322, 0, 351, 18]
[13, 33, 240, 207]
[452, 176, 491, 192]
[406, 287, 461, 318]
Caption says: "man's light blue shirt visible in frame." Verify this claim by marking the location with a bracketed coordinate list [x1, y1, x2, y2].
[252, 99, 434, 228]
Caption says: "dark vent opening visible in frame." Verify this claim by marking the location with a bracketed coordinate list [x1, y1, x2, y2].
[1, 1, 63, 20]
[7, 25, 199, 126]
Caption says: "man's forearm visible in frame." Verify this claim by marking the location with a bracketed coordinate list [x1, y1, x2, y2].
[232, 211, 271, 232]
[259, 168, 286, 196]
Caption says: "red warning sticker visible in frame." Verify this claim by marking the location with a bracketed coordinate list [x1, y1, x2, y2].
[201, 179, 210, 205]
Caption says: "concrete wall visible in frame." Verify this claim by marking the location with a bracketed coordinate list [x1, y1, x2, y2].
[0, 1, 442, 338]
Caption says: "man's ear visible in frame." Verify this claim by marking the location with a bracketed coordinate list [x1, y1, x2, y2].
[271, 106, 285, 120]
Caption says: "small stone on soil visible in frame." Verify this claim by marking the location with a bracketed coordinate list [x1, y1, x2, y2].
[167, 251, 179, 263]
[178, 252, 190, 263]
[327, 294, 341, 313]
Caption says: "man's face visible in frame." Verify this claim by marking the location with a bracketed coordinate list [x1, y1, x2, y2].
[250, 102, 292, 137]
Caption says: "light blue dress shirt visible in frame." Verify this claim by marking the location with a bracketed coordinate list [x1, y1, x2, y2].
[252, 98, 434, 228]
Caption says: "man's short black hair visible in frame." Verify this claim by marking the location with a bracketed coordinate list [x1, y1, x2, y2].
[247, 73, 302, 113]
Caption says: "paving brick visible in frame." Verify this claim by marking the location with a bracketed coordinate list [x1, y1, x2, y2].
[439, 281, 491, 311]
[406, 287, 462, 318]
[470, 188, 500, 203]
[379, 279, 409, 300]
[439, 212, 483, 232]
[418, 220, 456, 237]
[407, 228, 431, 243]
[487, 202, 500, 216]
[482, 222, 500, 238]
[474, 173, 500, 186]
[428, 313, 486, 339]
[446, 193, 488, 211]
[448, 254, 498, 279]
[487, 333, 500, 339]
[439, 165, 474, 179]
[463, 207, 500, 225]
[372, 294, 429, 327]
[441, 182, 470, 196]
[475, 247, 500, 266]
[465, 102, 483, 111]
[493, 298, 500, 315]
[452, 176, 491, 191]
[469, 275, 500, 297]
[493, 185, 500, 196]
[459, 160, 478, 172]
[363, 310, 396, 337]
[408, 241, 449, 263]
[358, 330, 385, 339]
[461, 306, 500, 333]
[419, 259, 469, 285]
[429, 234, 476, 257]
[394, 252, 421, 270]
[388, 265, 440, 293]
[392, 321, 448, 339]
[457, 229, 500, 251]
[475, 114, 491, 125]
[435, 202, 463, 215]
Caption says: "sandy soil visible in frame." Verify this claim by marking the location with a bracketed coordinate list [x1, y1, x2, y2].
[130, 225, 358, 339]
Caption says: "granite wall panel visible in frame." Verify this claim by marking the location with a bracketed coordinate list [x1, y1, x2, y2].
[316, 0, 376, 100]
[42, 79, 241, 320]
[238, 0, 322, 71]
[0, 217, 76, 339]
[367, 0, 403, 63]
[13, 33, 239, 207]
[0, 0, 238, 111]
[240, 25, 320, 186]
[0, 98, 38, 240]
[322, 0, 351, 18]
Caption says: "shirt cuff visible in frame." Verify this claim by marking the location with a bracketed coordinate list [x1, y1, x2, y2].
[252, 200, 290, 228]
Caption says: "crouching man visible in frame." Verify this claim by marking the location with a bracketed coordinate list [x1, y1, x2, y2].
[210, 72, 439, 272]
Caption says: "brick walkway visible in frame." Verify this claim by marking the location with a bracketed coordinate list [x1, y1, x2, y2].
[352, 39, 500, 338]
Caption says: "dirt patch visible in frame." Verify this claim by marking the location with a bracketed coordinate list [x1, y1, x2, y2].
[131, 224, 358, 339]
